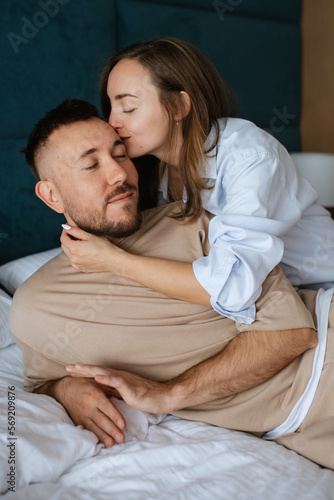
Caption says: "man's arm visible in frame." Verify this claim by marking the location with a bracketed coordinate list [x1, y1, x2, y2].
[35, 376, 126, 447]
[66, 327, 318, 414]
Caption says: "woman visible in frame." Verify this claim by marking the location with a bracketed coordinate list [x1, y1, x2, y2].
[61, 37, 334, 323]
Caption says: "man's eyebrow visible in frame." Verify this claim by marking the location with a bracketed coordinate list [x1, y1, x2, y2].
[112, 139, 125, 149]
[78, 140, 124, 160]
[80, 147, 97, 159]
[114, 93, 137, 100]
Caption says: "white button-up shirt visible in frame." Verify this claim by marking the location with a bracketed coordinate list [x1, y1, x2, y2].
[160, 118, 334, 323]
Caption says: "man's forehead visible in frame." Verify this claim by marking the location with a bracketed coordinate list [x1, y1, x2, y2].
[48, 118, 119, 163]
[50, 117, 115, 145]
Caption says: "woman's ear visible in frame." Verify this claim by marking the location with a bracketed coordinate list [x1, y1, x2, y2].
[180, 91, 191, 119]
[35, 180, 65, 214]
[174, 91, 192, 121]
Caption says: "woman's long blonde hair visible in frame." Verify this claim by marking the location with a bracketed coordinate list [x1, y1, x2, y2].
[99, 37, 237, 220]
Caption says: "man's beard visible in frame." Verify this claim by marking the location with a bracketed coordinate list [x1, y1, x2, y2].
[64, 183, 142, 240]
[79, 208, 142, 240]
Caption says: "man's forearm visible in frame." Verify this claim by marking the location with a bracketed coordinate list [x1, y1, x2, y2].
[66, 327, 318, 416]
[33, 377, 69, 400]
[166, 327, 318, 411]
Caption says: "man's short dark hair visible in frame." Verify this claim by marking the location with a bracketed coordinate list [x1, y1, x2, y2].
[21, 99, 99, 180]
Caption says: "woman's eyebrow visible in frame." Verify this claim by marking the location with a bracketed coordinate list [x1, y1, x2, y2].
[114, 93, 137, 100]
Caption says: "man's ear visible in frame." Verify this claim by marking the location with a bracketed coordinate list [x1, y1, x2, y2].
[35, 180, 65, 214]
[174, 91, 191, 122]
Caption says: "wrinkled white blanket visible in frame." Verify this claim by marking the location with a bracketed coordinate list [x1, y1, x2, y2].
[1, 343, 334, 500]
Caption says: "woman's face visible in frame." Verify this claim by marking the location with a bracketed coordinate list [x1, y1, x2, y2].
[107, 59, 171, 160]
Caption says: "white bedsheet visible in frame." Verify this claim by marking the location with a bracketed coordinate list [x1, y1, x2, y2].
[1, 343, 334, 499]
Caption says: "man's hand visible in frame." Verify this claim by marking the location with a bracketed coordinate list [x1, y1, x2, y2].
[35, 376, 126, 447]
[66, 364, 175, 414]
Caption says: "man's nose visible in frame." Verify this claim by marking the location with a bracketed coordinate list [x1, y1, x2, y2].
[105, 159, 128, 185]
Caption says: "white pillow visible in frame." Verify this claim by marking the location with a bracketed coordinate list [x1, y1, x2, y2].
[0, 386, 101, 493]
[0, 288, 14, 348]
[0, 247, 62, 296]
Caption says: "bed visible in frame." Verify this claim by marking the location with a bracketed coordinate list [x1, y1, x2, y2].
[1, 250, 334, 499]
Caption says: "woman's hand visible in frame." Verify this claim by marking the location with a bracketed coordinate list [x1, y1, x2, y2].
[60, 225, 122, 273]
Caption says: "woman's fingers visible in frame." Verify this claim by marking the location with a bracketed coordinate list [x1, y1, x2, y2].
[66, 363, 111, 378]
[61, 225, 90, 242]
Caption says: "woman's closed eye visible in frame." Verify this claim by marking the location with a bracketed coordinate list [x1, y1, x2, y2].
[123, 109, 135, 114]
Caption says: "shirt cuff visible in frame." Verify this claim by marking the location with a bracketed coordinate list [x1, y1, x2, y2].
[193, 252, 257, 324]
[210, 299, 256, 324]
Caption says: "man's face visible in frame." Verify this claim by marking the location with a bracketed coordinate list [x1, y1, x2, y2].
[39, 117, 141, 239]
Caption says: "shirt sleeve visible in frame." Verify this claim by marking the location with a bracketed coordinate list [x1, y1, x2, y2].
[193, 151, 311, 324]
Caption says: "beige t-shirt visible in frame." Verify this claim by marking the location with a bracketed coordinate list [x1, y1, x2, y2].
[10, 203, 316, 434]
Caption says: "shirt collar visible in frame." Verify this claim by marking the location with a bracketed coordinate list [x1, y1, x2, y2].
[159, 167, 168, 199]
[204, 148, 218, 180]
[203, 121, 224, 181]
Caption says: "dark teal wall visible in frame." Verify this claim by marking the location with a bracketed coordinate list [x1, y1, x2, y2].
[0, 0, 301, 264]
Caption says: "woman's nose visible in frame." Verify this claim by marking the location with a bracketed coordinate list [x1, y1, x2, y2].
[109, 112, 122, 131]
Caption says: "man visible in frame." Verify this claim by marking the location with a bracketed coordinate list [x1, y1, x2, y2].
[9, 100, 334, 469]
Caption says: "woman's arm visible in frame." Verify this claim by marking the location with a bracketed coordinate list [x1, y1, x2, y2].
[114, 249, 211, 305]
[191, 149, 315, 322]
[60, 227, 211, 305]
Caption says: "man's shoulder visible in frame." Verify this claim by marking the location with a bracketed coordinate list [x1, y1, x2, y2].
[141, 202, 212, 227]
[8, 251, 68, 341]
[11, 251, 68, 309]
[121, 203, 212, 260]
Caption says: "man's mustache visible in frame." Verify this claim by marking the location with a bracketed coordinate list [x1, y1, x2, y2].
[104, 183, 137, 204]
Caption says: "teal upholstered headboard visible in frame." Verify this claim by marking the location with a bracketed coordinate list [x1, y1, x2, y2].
[0, 0, 301, 264]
